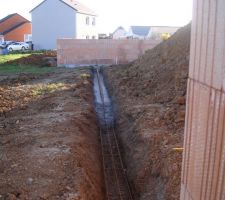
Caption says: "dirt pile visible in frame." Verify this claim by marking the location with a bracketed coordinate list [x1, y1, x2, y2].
[105, 23, 191, 200]
[6, 51, 57, 67]
[0, 69, 104, 200]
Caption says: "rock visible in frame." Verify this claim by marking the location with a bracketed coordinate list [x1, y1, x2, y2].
[176, 110, 186, 122]
[41, 56, 57, 67]
[46, 60, 57, 67]
[27, 177, 34, 184]
[154, 117, 160, 125]
[176, 96, 186, 105]
[65, 186, 72, 191]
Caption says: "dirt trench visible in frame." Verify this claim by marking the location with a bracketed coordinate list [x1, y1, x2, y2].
[103, 24, 191, 200]
[0, 69, 105, 200]
[103, 66, 184, 200]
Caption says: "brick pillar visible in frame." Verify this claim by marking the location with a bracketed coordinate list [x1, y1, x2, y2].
[180, 0, 225, 200]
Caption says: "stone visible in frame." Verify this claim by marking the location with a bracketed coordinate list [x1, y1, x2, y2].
[176, 96, 186, 105]
[175, 110, 186, 122]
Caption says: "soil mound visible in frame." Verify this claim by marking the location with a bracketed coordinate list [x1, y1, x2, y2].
[7, 51, 57, 67]
[105, 24, 191, 200]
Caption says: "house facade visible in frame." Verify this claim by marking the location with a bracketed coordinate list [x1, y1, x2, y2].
[112, 26, 127, 39]
[0, 13, 32, 42]
[127, 26, 150, 39]
[30, 0, 97, 50]
[115, 25, 180, 40]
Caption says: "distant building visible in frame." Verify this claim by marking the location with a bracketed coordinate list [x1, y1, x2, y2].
[148, 26, 180, 40]
[112, 26, 127, 39]
[0, 13, 32, 42]
[114, 25, 180, 40]
[30, 0, 98, 50]
[127, 26, 151, 39]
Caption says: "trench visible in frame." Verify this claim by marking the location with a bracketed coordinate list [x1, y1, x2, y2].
[92, 67, 134, 200]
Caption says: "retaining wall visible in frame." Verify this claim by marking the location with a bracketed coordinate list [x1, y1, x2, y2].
[57, 39, 160, 67]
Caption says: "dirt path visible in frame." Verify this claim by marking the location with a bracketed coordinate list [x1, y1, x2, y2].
[0, 69, 104, 200]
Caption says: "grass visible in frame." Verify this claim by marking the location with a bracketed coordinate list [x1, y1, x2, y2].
[0, 51, 56, 74]
[0, 65, 56, 73]
[32, 83, 65, 96]
[0, 54, 31, 65]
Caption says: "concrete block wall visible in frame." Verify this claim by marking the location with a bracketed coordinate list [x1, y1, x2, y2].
[57, 39, 160, 67]
[180, 0, 225, 199]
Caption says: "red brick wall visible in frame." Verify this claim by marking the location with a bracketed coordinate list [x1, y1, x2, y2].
[57, 39, 160, 67]
[4, 22, 31, 42]
[180, 0, 225, 199]
[0, 14, 27, 33]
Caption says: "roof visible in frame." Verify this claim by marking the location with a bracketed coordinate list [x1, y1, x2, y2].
[0, 13, 30, 25]
[130, 26, 150, 37]
[30, 0, 97, 16]
[112, 26, 126, 34]
[62, 0, 96, 16]
[0, 13, 17, 24]
[0, 21, 30, 35]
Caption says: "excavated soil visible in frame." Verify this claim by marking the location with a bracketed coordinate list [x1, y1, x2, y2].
[105, 24, 191, 200]
[6, 51, 57, 67]
[0, 69, 104, 200]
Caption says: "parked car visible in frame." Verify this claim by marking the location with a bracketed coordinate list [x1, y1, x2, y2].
[0, 41, 14, 49]
[0, 42, 5, 49]
[25, 41, 33, 50]
[7, 42, 29, 51]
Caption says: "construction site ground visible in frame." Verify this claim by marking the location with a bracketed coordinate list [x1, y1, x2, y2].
[0, 23, 191, 200]
[0, 68, 104, 200]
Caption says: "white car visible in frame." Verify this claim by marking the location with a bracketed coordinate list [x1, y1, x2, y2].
[7, 42, 29, 51]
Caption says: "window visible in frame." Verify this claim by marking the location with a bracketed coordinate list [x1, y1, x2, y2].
[92, 17, 96, 26]
[86, 17, 89, 25]
[86, 35, 89, 39]
[24, 34, 32, 42]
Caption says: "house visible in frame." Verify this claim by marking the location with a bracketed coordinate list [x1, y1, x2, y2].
[127, 26, 151, 39]
[112, 26, 127, 39]
[121, 25, 180, 40]
[0, 13, 32, 42]
[30, 0, 98, 50]
[148, 26, 180, 39]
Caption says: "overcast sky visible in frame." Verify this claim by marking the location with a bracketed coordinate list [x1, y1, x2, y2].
[0, 0, 193, 33]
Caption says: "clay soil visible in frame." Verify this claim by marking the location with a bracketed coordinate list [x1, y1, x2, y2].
[0, 69, 104, 200]
[105, 24, 191, 200]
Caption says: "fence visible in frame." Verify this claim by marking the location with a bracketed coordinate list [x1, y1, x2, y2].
[57, 39, 160, 67]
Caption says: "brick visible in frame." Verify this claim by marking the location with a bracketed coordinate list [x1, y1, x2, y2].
[57, 39, 160, 66]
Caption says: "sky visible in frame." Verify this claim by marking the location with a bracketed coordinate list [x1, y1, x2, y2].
[0, 0, 193, 33]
